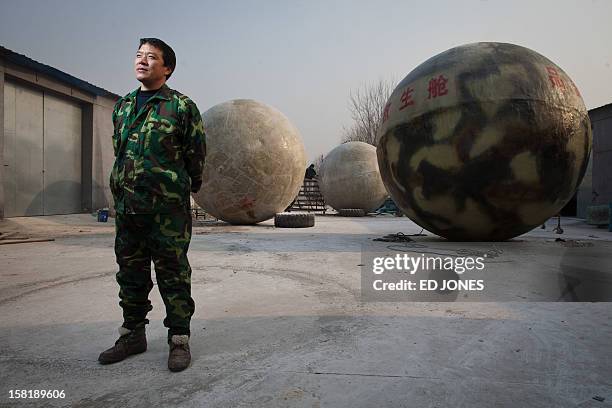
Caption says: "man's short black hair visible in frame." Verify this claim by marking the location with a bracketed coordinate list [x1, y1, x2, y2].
[139, 38, 176, 80]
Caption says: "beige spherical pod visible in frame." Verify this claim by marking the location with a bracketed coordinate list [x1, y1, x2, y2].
[320, 141, 388, 212]
[193, 99, 307, 224]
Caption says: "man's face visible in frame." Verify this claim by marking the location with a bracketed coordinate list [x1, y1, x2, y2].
[134, 43, 171, 86]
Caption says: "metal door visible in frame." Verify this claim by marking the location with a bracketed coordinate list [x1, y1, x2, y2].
[3, 81, 83, 216]
[43, 92, 82, 215]
[3, 81, 44, 216]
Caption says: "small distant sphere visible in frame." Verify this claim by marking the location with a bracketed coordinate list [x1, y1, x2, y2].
[377, 42, 592, 241]
[193, 99, 306, 224]
[320, 142, 388, 212]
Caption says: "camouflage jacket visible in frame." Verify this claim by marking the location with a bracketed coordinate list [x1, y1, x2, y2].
[110, 84, 206, 214]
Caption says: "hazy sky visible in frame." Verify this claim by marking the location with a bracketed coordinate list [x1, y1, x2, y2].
[1, 0, 611, 161]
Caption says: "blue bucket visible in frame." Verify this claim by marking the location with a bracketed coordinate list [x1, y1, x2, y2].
[97, 209, 109, 222]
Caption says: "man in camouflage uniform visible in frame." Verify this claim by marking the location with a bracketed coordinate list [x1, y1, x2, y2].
[98, 38, 205, 372]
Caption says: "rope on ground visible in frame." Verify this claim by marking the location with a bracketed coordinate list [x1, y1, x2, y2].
[372, 230, 503, 258]
[0, 238, 55, 245]
[372, 230, 426, 242]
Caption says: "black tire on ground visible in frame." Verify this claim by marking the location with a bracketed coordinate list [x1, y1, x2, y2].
[338, 208, 366, 217]
[274, 212, 315, 228]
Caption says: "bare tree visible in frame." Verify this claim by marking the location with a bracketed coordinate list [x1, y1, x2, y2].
[341, 78, 395, 146]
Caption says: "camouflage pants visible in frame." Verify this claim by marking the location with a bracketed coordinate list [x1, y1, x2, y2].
[114, 211, 195, 339]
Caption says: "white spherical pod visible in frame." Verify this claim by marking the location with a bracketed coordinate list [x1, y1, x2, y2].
[320, 142, 387, 212]
[193, 99, 306, 224]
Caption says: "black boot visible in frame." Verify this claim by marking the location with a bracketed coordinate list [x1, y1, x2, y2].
[98, 326, 147, 365]
[168, 335, 191, 372]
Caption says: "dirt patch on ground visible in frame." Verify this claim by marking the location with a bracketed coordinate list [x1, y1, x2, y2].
[0, 214, 277, 242]
[0, 214, 115, 241]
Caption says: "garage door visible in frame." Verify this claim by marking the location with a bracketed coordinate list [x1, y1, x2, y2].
[3, 81, 82, 217]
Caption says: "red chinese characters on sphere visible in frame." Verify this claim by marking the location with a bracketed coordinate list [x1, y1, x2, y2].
[399, 87, 415, 110]
[546, 67, 566, 89]
[546, 66, 581, 97]
[427, 75, 449, 99]
[382, 102, 392, 123]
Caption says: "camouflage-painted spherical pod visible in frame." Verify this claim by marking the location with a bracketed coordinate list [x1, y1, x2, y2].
[377, 42, 591, 241]
[193, 99, 306, 224]
[320, 142, 388, 212]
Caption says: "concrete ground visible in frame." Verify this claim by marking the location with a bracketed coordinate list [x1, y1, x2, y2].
[0, 213, 611, 407]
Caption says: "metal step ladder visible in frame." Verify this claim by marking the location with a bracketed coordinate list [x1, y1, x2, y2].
[287, 178, 327, 214]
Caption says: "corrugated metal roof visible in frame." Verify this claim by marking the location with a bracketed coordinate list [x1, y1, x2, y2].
[1, 45, 120, 99]
[589, 102, 612, 114]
